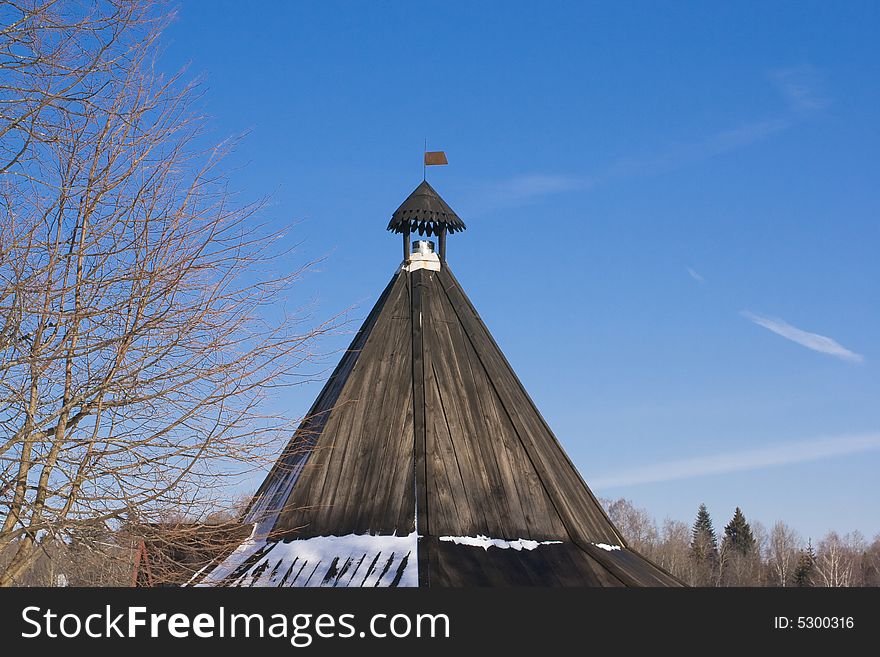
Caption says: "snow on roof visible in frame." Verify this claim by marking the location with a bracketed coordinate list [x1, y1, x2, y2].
[195, 530, 418, 588]
[438, 535, 563, 552]
[593, 543, 622, 552]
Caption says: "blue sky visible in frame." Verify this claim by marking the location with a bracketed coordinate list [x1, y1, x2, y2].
[162, 1, 879, 540]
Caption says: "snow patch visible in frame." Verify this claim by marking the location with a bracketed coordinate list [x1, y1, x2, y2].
[592, 543, 622, 551]
[439, 535, 563, 551]
[196, 530, 418, 587]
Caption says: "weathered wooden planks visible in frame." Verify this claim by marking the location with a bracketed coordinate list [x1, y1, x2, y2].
[410, 268, 431, 586]
[274, 271, 414, 538]
[435, 265, 624, 548]
[422, 268, 568, 541]
[244, 256, 682, 586]
[246, 271, 401, 527]
[428, 538, 626, 587]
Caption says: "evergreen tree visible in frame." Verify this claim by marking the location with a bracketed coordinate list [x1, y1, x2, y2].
[722, 507, 756, 556]
[794, 540, 816, 587]
[690, 503, 718, 562]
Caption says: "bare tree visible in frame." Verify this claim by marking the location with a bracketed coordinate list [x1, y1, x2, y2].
[814, 531, 864, 588]
[603, 499, 701, 585]
[589, 498, 880, 587]
[0, 1, 329, 585]
[863, 535, 880, 587]
[652, 518, 692, 584]
[767, 520, 801, 587]
[602, 497, 658, 551]
[750, 519, 768, 586]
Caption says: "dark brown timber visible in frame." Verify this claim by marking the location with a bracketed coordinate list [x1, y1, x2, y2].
[224, 182, 682, 587]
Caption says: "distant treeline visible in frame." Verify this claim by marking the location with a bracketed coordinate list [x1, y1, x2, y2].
[602, 498, 880, 587]
[4, 501, 878, 587]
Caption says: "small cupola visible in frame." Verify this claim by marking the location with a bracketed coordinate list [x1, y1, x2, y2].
[387, 180, 465, 263]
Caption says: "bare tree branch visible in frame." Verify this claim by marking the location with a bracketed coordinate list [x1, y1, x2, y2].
[0, 0, 333, 585]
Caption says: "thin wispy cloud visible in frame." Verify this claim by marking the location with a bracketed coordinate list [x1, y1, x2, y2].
[742, 311, 863, 363]
[591, 432, 880, 489]
[470, 173, 590, 212]
[686, 267, 705, 283]
[506, 173, 585, 197]
[623, 118, 791, 178]
[769, 66, 829, 113]
[471, 117, 787, 213]
[470, 68, 826, 214]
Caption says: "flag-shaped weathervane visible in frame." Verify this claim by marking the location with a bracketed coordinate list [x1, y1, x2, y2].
[423, 146, 447, 179]
[424, 151, 448, 166]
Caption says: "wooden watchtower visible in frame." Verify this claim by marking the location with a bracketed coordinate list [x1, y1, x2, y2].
[197, 181, 681, 587]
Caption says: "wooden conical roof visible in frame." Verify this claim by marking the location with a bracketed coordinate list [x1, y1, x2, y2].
[196, 184, 681, 587]
[387, 180, 466, 236]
